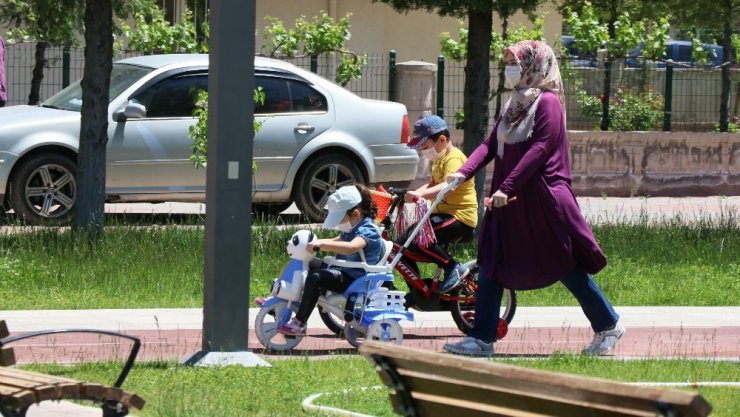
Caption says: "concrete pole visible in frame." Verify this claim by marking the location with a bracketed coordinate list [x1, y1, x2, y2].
[182, 0, 269, 367]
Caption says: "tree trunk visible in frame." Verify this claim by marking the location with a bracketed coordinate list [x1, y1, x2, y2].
[28, 41, 47, 105]
[494, 17, 509, 119]
[463, 9, 492, 230]
[718, 0, 732, 132]
[600, 2, 618, 131]
[73, 0, 113, 236]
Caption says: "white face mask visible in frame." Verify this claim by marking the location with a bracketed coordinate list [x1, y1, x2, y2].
[421, 147, 441, 161]
[336, 221, 354, 233]
[504, 65, 522, 89]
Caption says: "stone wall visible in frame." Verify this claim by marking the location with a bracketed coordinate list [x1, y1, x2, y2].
[567, 131, 740, 196]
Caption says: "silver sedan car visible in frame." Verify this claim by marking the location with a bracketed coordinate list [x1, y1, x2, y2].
[0, 54, 418, 223]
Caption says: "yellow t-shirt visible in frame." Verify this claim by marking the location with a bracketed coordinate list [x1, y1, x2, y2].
[429, 147, 478, 228]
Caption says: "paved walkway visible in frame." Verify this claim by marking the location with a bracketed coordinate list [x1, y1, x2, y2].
[5, 307, 739, 363]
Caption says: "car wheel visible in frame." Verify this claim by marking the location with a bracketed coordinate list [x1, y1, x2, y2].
[9, 153, 77, 224]
[294, 154, 364, 222]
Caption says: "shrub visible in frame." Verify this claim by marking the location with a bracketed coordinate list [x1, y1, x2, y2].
[578, 85, 664, 131]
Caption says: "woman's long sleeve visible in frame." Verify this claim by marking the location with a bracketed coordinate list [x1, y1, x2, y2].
[457, 121, 499, 180]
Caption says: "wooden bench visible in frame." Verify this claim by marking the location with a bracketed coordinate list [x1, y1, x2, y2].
[0, 320, 145, 417]
[360, 341, 711, 417]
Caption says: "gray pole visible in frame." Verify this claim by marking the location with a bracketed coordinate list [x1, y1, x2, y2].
[182, 0, 269, 367]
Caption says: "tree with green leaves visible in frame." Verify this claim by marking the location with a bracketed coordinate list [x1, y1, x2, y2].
[260, 12, 366, 86]
[122, 8, 208, 54]
[441, 17, 545, 125]
[373, 0, 543, 224]
[1, 0, 157, 105]
[561, 1, 671, 131]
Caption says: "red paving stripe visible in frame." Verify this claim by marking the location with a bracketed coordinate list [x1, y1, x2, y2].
[8, 326, 740, 363]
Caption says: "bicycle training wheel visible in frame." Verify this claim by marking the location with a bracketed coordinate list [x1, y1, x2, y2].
[448, 260, 517, 337]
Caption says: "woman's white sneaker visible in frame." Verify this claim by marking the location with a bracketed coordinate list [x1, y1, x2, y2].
[443, 336, 494, 357]
[582, 321, 625, 356]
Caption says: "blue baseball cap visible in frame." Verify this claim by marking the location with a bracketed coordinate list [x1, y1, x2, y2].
[407, 115, 448, 149]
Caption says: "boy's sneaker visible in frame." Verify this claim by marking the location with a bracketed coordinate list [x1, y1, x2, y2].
[582, 321, 625, 356]
[438, 262, 468, 293]
[276, 318, 306, 336]
[443, 336, 494, 357]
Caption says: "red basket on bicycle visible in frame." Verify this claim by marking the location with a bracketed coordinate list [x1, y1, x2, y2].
[370, 189, 393, 223]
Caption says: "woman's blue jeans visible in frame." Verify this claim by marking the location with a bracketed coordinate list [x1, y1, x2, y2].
[469, 267, 619, 344]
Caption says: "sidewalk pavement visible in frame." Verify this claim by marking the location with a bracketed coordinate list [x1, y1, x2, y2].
[4, 307, 739, 363]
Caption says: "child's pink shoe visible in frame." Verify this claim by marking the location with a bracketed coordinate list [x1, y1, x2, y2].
[254, 297, 267, 307]
[276, 318, 306, 336]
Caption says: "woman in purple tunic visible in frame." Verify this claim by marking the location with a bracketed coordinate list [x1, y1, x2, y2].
[443, 40, 624, 356]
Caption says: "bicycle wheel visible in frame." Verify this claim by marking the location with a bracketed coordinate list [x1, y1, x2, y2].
[318, 306, 345, 336]
[448, 260, 517, 336]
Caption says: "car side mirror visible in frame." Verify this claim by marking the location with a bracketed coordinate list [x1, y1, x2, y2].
[113, 102, 147, 122]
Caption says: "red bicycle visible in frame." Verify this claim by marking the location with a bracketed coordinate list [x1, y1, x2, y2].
[317, 182, 516, 339]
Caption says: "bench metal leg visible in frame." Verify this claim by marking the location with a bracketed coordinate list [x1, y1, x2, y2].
[102, 401, 129, 417]
[369, 354, 420, 417]
[0, 398, 23, 417]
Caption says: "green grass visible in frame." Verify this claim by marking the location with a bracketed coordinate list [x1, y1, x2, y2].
[24, 356, 740, 416]
[0, 215, 738, 309]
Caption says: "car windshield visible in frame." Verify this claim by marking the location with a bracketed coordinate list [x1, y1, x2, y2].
[42, 63, 154, 112]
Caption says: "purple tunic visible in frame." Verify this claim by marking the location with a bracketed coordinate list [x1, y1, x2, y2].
[458, 92, 606, 290]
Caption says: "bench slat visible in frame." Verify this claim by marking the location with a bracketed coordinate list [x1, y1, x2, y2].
[121, 391, 147, 410]
[0, 367, 82, 385]
[0, 385, 37, 409]
[0, 321, 8, 339]
[0, 347, 15, 367]
[361, 342, 711, 417]
[393, 369, 657, 417]
[391, 392, 551, 417]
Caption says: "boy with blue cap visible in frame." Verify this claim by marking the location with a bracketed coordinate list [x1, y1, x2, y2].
[403, 114, 478, 293]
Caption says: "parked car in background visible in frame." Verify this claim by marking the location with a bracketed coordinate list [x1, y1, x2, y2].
[0, 54, 418, 223]
[560, 35, 599, 68]
[626, 40, 724, 68]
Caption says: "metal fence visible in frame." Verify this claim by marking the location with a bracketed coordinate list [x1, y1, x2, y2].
[439, 57, 740, 132]
[4, 43, 143, 106]
[5, 43, 738, 131]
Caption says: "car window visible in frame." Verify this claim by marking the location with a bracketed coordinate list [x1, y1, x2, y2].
[133, 73, 208, 118]
[255, 76, 291, 114]
[290, 82, 327, 112]
[43, 63, 153, 112]
[255, 76, 326, 114]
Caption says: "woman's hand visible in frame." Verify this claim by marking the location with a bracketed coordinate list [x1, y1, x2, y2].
[446, 173, 466, 190]
[490, 189, 509, 208]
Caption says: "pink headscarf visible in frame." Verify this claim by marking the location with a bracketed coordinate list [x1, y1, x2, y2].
[496, 40, 565, 157]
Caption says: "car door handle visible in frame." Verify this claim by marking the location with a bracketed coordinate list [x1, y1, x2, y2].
[294, 123, 315, 134]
